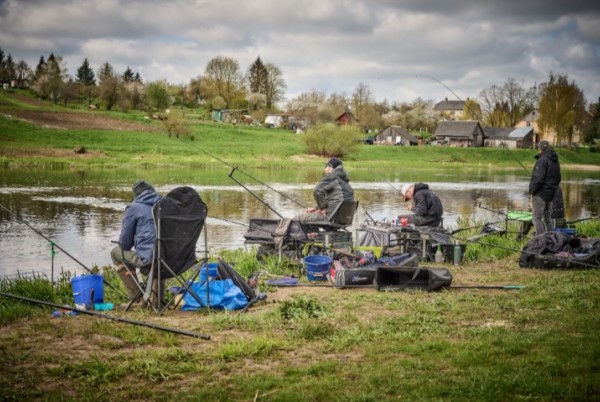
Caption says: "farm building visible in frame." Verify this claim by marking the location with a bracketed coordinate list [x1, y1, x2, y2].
[483, 126, 534, 149]
[434, 98, 467, 120]
[336, 110, 357, 125]
[434, 121, 485, 147]
[376, 126, 418, 145]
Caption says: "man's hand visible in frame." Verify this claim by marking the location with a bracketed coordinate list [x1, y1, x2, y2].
[305, 207, 317, 213]
[318, 208, 327, 216]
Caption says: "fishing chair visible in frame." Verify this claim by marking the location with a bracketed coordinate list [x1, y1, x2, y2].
[302, 200, 359, 254]
[124, 186, 209, 314]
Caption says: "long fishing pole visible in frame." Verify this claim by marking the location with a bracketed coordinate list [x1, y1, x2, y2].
[500, 141, 530, 174]
[228, 167, 284, 219]
[0, 292, 210, 340]
[0, 203, 124, 295]
[177, 137, 307, 209]
[418, 75, 463, 102]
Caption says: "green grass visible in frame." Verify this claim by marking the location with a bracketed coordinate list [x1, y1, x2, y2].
[2, 89, 599, 171]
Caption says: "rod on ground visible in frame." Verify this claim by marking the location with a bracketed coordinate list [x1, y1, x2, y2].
[450, 285, 524, 290]
[0, 292, 211, 340]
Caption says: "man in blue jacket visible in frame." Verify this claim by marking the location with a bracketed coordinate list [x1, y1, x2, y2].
[111, 180, 162, 308]
[529, 140, 561, 235]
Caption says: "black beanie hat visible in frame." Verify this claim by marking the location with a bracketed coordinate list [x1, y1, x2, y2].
[537, 140, 550, 152]
[326, 158, 342, 168]
[132, 180, 154, 197]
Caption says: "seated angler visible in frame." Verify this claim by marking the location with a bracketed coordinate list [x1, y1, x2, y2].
[398, 182, 443, 227]
[293, 158, 354, 224]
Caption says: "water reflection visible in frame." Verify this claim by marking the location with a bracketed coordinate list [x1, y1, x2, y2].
[1, 167, 599, 278]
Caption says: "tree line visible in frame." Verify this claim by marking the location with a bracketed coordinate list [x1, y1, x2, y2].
[0, 46, 598, 145]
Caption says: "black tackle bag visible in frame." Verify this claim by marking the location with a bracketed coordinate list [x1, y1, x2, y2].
[375, 266, 452, 292]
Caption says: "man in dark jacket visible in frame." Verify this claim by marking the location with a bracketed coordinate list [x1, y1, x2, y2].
[398, 182, 443, 227]
[529, 140, 561, 235]
[293, 158, 354, 223]
[111, 180, 162, 308]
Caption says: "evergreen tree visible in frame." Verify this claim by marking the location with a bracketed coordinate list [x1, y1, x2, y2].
[76, 58, 95, 86]
[248, 57, 267, 94]
[122, 66, 134, 83]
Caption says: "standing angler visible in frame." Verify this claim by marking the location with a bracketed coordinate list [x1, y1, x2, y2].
[529, 140, 561, 235]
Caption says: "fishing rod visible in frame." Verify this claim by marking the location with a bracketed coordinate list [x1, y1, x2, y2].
[0, 292, 210, 340]
[177, 137, 306, 209]
[228, 167, 284, 219]
[418, 74, 463, 102]
[449, 220, 506, 235]
[477, 203, 508, 217]
[499, 141, 530, 175]
[0, 203, 124, 295]
[208, 215, 249, 227]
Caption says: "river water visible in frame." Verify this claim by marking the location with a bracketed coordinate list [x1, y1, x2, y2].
[1, 166, 599, 278]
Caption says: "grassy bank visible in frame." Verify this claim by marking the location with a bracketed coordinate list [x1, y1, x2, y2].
[1, 238, 600, 401]
[1, 90, 598, 171]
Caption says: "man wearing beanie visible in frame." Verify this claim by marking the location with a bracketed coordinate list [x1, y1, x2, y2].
[529, 140, 561, 235]
[111, 180, 162, 308]
[293, 158, 354, 223]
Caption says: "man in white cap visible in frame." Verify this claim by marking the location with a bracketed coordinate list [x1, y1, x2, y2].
[398, 182, 443, 227]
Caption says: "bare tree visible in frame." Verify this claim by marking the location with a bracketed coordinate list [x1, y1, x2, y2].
[351, 82, 372, 122]
[479, 78, 535, 127]
[264, 63, 286, 109]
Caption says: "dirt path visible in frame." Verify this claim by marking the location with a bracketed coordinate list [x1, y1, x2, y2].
[1, 109, 158, 131]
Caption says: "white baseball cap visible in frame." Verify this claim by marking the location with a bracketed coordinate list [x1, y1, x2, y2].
[401, 183, 412, 201]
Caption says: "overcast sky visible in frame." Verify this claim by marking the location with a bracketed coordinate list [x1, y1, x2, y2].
[1, 0, 599, 106]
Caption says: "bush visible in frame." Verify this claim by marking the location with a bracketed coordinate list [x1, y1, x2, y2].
[301, 123, 363, 158]
[163, 111, 192, 138]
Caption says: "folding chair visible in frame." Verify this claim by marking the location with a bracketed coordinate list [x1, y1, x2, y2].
[125, 186, 208, 314]
[302, 200, 359, 255]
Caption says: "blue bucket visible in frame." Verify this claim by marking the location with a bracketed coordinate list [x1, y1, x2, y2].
[304, 255, 332, 281]
[71, 274, 104, 309]
[199, 262, 219, 282]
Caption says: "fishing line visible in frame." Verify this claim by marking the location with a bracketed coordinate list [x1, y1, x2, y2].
[176, 137, 307, 209]
[0, 202, 125, 296]
[0, 292, 210, 340]
[499, 141, 530, 175]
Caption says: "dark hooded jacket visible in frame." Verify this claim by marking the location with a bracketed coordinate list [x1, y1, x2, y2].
[412, 182, 443, 226]
[313, 165, 354, 220]
[118, 189, 162, 264]
[529, 149, 561, 202]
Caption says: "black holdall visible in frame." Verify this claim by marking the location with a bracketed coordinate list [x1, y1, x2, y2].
[375, 266, 453, 291]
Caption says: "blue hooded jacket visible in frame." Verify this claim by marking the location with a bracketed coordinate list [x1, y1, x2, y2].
[118, 189, 162, 264]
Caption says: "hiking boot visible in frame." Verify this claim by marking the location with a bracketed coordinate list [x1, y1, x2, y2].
[117, 265, 143, 306]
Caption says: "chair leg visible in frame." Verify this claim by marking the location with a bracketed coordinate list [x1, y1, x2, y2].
[150, 279, 166, 310]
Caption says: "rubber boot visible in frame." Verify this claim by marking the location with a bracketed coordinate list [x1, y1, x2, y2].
[117, 266, 146, 310]
[150, 279, 166, 310]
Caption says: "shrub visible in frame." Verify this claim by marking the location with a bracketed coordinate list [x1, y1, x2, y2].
[301, 123, 363, 158]
[163, 111, 191, 138]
